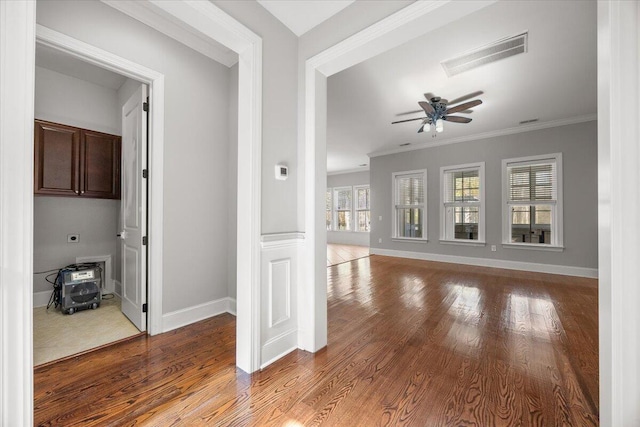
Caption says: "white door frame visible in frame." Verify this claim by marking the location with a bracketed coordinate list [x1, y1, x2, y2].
[303, 1, 640, 426]
[36, 24, 165, 334]
[0, 1, 262, 424]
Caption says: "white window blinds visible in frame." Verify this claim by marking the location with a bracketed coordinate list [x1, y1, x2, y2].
[507, 161, 557, 202]
[396, 175, 424, 206]
[356, 187, 370, 210]
[335, 188, 352, 211]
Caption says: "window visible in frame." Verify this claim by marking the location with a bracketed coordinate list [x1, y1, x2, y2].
[326, 188, 332, 230]
[354, 185, 370, 232]
[333, 186, 352, 231]
[441, 163, 485, 244]
[502, 153, 563, 248]
[393, 170, 427, 240]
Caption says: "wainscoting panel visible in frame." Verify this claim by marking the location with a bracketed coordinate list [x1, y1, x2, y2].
[260, 233, 303, 368]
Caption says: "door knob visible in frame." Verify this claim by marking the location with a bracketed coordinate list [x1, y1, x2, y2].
[117, 230, 127, 240]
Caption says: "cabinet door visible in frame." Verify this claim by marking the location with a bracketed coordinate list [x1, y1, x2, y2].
[34, 120, 81, 196]
[81, 130, 121, 199]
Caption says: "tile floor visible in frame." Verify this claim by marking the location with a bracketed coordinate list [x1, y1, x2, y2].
[33, 294, 140, 366]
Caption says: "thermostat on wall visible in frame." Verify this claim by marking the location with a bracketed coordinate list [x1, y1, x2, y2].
[275, 164, 288, 180]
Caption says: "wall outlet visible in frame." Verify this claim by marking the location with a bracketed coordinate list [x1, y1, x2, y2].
[491, 245, 497, 252]
[378, 238, 382, 243]
[67, 234, 79, 243]
[378, 216, 382, 221]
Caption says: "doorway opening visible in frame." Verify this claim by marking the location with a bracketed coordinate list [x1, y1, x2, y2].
[32, 43, 149, 365]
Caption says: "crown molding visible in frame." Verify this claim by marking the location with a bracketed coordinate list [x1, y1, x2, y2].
[101, 0, 239, 67]
[327, 167, 370, 176]
[369, 114, 597, 158]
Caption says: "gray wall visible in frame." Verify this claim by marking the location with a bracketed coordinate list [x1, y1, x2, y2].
[327, 170, 370, 246]
[33, 66, 120, 294]
[214, 0, 299, 234]
[370, 121, 598, 269]
[228, 63, 238, 300]
[37, 0, 234, 313]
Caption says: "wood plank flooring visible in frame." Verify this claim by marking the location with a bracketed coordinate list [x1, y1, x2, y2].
[34, 255, 598, 426]
[327, 243, 369, 266]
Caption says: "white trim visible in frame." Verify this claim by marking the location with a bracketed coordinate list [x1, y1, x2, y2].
[392, 169, 427, 240]
[502, 243, 564, 252]
[327, 166, 370, 176]
[100, 0, 238, 68]
[35, 25, 165, 337]
[368, 114, 597, 158]
[501, 152, 563, 248]
[161, 297, 236, 333]
[392, 238, 428, 243]
[227, 297, 237, 316]
[439, 240, 486, 247]
[370, 248, 598, 279]
[597, 2, 640, 424]
[260, 328, 297, 369]
[439, 161, 485, 243]
[0, 1, 36, 425]
[260, 232, 305, 249]
[76, 255, 113, 294]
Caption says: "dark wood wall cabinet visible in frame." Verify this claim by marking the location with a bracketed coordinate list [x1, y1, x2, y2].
[34, 120, 121, 199]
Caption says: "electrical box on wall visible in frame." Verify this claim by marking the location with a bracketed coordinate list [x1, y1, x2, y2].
[275, 164, 288, 180]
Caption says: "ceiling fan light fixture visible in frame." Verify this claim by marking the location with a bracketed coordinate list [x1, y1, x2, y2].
[435, 119, 444, 133]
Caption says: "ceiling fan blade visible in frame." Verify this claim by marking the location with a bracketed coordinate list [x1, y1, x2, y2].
[443, 115, 472, 123]
[446, 99, 482, 115]
[396, 109, 424, 116]
[391, 117, 427, 124]
[418, 101, 435, 115]
[447, 91, 484, 107]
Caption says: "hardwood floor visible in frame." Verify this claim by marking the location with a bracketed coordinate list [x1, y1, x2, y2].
[34, 255, 598, 426]
[327, 243, 369, 266]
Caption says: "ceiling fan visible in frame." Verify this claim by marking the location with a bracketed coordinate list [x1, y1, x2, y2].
[392, 93, 483, 133]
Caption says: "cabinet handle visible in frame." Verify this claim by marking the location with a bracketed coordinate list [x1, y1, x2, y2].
[75, 190, 80, 195]
[81, 190, 85, 195]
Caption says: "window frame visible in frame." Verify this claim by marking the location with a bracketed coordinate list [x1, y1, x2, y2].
[392, 169, 428, 241]
[326, 187, 332, 231]
[501, 153, 564, 251]
[353, 184, 371, 233]
[439, 162, 486, 246]
[332, 186, 353, 232]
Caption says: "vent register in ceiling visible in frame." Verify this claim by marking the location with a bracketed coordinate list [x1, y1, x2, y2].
[392, 33, 528, 135]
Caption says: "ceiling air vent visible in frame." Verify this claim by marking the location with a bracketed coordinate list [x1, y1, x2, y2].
[441, 32, 528, 77]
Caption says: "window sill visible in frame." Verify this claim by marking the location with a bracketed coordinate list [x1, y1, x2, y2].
[502, 243, 564, 252]
[392, 238, 428, 243]
[439, 239, 486, 247]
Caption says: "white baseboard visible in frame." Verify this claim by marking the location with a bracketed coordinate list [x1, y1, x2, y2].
[33, 290, 52, 308]
[260, 328, 297, 369]
[227, 297, 237, 316]
[161, 297, 237, 333]
[369, 248, 598, 278]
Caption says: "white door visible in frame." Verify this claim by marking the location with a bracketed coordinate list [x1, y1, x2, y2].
[120, 84, 148, 331]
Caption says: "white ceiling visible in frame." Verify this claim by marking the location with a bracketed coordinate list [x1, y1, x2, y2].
[326, 0, 597, 173]
[35, 44, 128, 90]
[257, 0, 355, 36]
